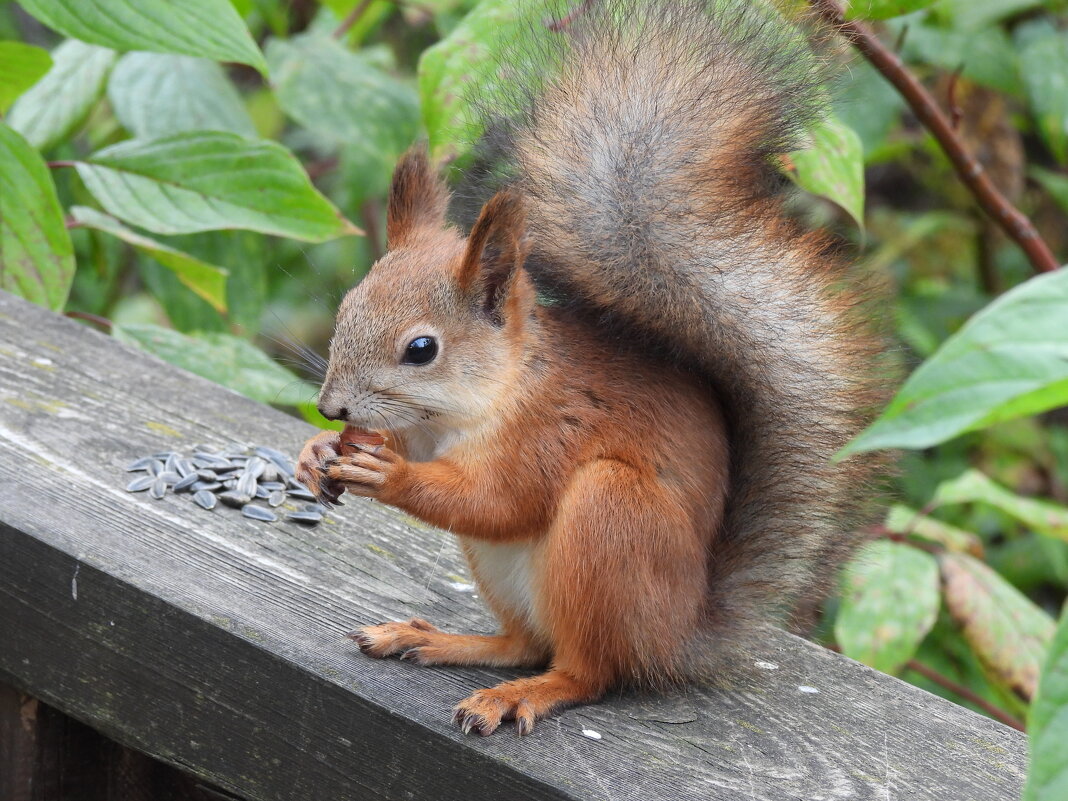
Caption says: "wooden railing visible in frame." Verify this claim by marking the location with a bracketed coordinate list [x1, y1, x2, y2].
[0, 291, 1026, 800]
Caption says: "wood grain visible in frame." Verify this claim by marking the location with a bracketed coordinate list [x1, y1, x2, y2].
[0, 290, 1026, 800]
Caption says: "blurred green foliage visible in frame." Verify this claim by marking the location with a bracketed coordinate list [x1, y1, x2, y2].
[2, 0, 1068, 787]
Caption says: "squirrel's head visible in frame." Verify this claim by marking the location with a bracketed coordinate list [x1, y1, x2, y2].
[317, 147, 535, 434]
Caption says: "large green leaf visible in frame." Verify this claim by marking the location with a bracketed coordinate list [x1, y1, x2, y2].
[18, 0, 266, 74]
[74, 132, 360, 241]
[0, 125, 74, 310]
[108, 52, 256, 139]
[266, 33, 418, 164]
[418, 0, 541, 160]
[789, 114, 865, 229]
[0, 41, 51, 113]
[114, 324, 318, 407]
[900, 22, 1021, 97]
[842, 268, 1068, 455]
[6, 39, 118, 152]
[936, 0, 1050, 32]
[1016, 20, 1068, 165]
[845, 0, 938, 21]
[70, 206, 228, 313]
[835, 541, 940, 674]
[1024, 608, 1068, 801]
[941, 552, 1055, 699]
[933, 469, 1068, 543]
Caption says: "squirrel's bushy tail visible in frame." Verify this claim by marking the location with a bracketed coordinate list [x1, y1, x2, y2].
[461, 0, 890, 664]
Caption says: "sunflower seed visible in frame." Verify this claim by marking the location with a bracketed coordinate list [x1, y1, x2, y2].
[223, 479, 237, 490]
[126, 475, 155, 492]
[303, 502, 329, 514]
[196, 469, 219, 481]
[288, 487, 317, 501]
[254, 484, 271, 499]
[219, 491, 252, 508]
[151, 451, 176, 460]
[255, 445, 289, 463]
[146, 460, 164, 477]
[286, 510, 322, 524]
[268, 454, 295, 477]
[173, 473, 199, 492]
[242, 505, 277, 522]
[268, 490, 286, 507]
[125, 456, 156, 472]
[245, 456, 266, 479]
[194, 453, 230, 468]
[175, 459, 195, 477]
[260, 481, 286, 492]
[237, 472, 257, 497]
[149, 478, 167, 499]
[261, 465, 278, 483]
[164, 453, 179, 474]
[191, 480, 222, 492]
[157, 471, 182, 485]
[193, 490, 217, 510]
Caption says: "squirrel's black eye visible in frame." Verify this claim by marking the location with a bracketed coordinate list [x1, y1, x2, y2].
[402, 336, 438, 365]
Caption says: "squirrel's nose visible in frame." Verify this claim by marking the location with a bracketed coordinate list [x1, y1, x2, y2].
[317, 403, 348, 422]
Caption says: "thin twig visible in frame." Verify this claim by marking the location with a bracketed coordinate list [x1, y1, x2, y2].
[904, 660, 1026, 732]
[546, 0, 596, 32]
[47, 160, 76, 169]
[65, 311, 113, 332]
[809, 0, 1060, 274]
[946, 67, 964, 131]
[334, 0, 374, 39]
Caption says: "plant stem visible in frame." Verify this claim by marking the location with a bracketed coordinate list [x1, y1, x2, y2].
[809, 0, 1060, 274]
[334, 0, 374, 39]
[904, 660, 1026, 732]
[65, 311, 113, 332]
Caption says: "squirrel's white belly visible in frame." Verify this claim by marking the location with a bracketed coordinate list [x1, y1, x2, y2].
[460, 538, 544, 636]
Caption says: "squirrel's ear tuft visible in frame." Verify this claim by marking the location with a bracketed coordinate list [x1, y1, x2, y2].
[386, 146, 449, 249]
[459, 190, 528, 326]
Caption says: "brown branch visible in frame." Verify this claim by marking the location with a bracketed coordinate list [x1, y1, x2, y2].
[809, 0, 1060, 274]
[546, 0, 596, 32]
[904, 660, 1025, 732]
[333, 0, 374, 39]
[825, 644, 1025, 732]
[65, 311, 113, 332]
[47, 160, 76, 169]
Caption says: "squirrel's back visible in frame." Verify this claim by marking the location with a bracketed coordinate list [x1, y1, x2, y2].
[458, 0, 889, 659]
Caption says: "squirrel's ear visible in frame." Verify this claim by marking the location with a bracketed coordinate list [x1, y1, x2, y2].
[458, 190, 528, 325]
[386, 146, 448, 249]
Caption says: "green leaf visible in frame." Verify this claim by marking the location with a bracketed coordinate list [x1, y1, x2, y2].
[0, 41, 52, 113]
[900, 22, 1021, 97]
[74, 132, 361, 241]
[107, 52, 256, 139]
[0, 125, 74, 310]
[6, 39, 118, 152]
[936, 0, 1050, 32]
[835, 541, 940, 674]
[788, 114, 865, 229]
[844, 0, 938, 21]
[113, 324, 318, 407]
[842, 268, 1068, 456]
[1024, 607, 1068, 801]
[17, 0, 266, 75]
[418, 0, 541, 160]
[884, 504, 984, 556]
[932, 469, 1068, 543]
[69, 206, 228, 313]
[266, 33, 418, 165]
[1016, 20, 1068, 165]
[940, 551, 1055, 699]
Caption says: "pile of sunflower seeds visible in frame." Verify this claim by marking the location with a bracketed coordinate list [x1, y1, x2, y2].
[124, 444, 327, 525]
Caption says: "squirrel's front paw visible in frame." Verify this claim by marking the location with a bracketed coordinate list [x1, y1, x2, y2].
[326, 444, 408, 502]
[295, 429, 345, 505]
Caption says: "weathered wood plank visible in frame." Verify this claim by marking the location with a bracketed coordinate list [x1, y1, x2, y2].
[0, 290, 1027, 801]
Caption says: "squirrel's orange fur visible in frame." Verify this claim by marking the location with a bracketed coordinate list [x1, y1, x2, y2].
[296, 0, 887, 736]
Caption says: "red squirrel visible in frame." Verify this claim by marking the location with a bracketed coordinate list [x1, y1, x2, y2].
[295, 0, 887, 736]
